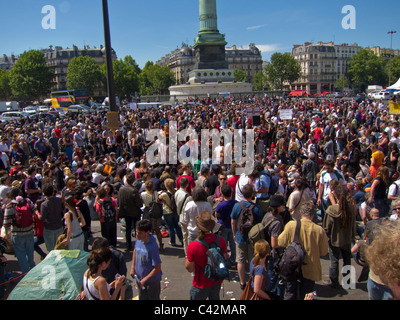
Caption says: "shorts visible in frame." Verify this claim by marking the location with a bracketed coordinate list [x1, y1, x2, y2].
[150, 218, 162, 233]
[235, 242, 254, 264]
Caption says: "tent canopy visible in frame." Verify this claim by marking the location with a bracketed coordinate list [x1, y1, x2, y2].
[8, 250, 89, 300]
[388, 77, 400, 90]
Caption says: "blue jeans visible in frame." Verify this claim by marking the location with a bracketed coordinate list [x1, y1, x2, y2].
[163, 213, 183, 245]
[190, 283, 221, 300]
[368, 277, 394, 300]
[34, 236, 47, 259]
[12, 232, 35, 274]
[43, 227, 64, 252]
[221, 228, 236, 265]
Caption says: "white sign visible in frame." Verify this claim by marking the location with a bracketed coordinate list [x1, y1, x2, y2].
[280, 109, 293, 120]
[129, 103, 137, 110]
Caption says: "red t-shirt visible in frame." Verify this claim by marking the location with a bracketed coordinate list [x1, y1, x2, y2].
[187, 233, 227, 289]
[176, 174, 195, 195]
[54, 128, 61, 138]
[227, 175, 239, 193]
[95, 197, 118, 222]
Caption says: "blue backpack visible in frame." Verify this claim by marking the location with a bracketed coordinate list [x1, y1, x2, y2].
[261, 172, 279, 196]
[196, 235, 229, 282]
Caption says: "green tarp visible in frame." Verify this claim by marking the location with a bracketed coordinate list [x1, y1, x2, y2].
[8, 250, 89, 300]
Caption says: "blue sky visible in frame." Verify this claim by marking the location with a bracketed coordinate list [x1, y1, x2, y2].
[1, 0, 400, 68]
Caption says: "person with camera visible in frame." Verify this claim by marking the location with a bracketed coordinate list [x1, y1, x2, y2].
[83, 246, 126, 300]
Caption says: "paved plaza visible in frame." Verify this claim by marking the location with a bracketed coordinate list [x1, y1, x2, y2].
[1, 218, 369, 301]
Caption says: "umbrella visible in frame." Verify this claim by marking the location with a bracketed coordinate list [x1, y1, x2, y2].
[8, 250, 89, 300]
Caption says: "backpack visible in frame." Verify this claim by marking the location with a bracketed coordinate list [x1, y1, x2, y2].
[12, 199, 33, 229]
[275, 220, 305, 281]
[166, 191, 178, 213]
[237, 202, 255, 237]
[100, 199, 116, 223]
[196, 235, 229, 282]
[248, 216, 278, 247]
[148, 193, 163, 219]
[262, 172, 279, 196]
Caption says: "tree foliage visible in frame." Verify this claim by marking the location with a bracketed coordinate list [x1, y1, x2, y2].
[0, 69, 12, 100]
[67, 55, 103, 95]
[9, 50, 53, 100]
[265, 52, 301, 90]
[253, 70, 268, 91]
[139, 62, 175, 95]
[347, 49, 387, 90]
[234, 69, 247, 82]
[101, 55, 140, 99]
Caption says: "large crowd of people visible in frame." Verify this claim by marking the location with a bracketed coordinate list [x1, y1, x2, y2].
[0, 94, 400, 300]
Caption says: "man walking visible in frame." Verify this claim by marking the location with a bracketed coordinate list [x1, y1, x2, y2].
[118, 173, 143, 251]
[39, 184, 64, 252]
[278, 200, 329, 300]
[231, 184, 263, 289]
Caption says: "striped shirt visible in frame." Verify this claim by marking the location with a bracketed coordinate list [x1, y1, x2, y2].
[3, 199, 35, 236]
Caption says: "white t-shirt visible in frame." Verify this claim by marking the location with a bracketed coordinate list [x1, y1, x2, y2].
[388, 180, 400, 198]
[319, 170, 346, 201]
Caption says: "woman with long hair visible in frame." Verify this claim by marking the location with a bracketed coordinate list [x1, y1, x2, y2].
[63, 195, 86, 250]
[249, 240, 271, 300]
[183, 186, 213, 244]
[83, 247, 126, 300]
[368, 166, 390, 217]
[140, 180, 163, 251]
[323, 184, 356, 288]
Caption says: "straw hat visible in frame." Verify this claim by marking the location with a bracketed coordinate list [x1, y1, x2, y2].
[195, 211, 215, 232]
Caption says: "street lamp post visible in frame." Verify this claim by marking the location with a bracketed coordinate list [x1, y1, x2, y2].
[388, 30, 397, 87]
[102, 0, 119, 131]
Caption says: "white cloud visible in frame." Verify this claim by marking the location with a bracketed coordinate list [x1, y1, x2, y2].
[254, 44, 281, 53]
[246, 24, 268, 30]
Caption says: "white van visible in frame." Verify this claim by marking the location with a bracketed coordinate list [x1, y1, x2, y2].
[137, 102, 164, 110]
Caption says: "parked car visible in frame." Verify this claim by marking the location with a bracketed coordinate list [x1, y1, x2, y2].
[373, 91, 393, 100]
[37, 105, 50, 112]
[0, 111, 30, 122]
[28, 112, 57, 122]
[23, 106, 38, 114]
[67, 105, 93, 114]
[367, 90, 380, 99]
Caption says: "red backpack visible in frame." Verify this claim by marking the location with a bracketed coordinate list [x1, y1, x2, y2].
[12, 199, 33, 229]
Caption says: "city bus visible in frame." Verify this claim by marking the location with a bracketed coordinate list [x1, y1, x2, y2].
[50, 89, 91, 110]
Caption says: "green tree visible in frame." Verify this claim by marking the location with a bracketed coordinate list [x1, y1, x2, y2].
[139, 62, 175, 95]
[0, 69, 12, 100]
[253, 70, 268, 91]
[335, 74, 350, 91]
[67, 55, 103, 95]
[101, 56, 140, 99]
[234, 69, 247, 82]
[387, 55, 400, 86]
[347, 49, 387, 91]
[265, 52, 301, 90]
[9, 50, 53, 100]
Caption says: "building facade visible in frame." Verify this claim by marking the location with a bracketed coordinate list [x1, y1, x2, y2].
[42, 45, 117, 96]
[157, 43, 263, 84]
[0, 54, 18, 71]
[291, 41, 361, 95]
[369, 46, 399, 58]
